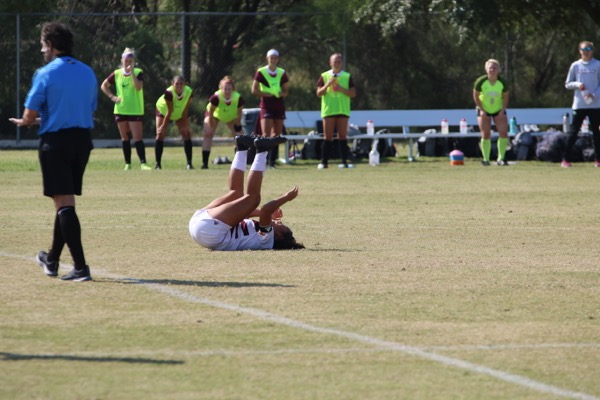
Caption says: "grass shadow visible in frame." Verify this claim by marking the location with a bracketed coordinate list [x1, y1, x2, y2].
[303, 248, 361, 252]
[0, 352, 183, 365]
[106, 278, 296, 288]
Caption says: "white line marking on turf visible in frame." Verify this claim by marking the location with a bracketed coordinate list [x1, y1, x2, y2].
[428, 343, 600, 351]
[2, 252, 598, 400]
[134, 283, 600, 400]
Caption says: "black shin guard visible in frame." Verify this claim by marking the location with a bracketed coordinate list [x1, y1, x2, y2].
[134, 140, 147, 164]
[321, 140, 333, 165]
[339, 139, 349, 164]
[155, 140, 164, 165]
[48, 212, 64, 262]
[122, 140, 132, 164]
[58, 206, 86, 269]
[184, 139, 193, 165]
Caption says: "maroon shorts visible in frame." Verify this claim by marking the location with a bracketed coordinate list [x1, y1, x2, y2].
[259, 99, 286, 120]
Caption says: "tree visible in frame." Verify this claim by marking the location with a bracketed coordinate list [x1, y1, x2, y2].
[317, 0, 600, 109]
[3, 0, 600, 140]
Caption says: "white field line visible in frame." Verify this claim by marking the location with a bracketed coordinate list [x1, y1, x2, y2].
[2, 252, 598, 400]
[428, 343, 600, 351]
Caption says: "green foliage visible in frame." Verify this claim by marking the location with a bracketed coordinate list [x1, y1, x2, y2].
[352, 0, 412, 37]
[1, 0, 600, 140]
[0, 0, 55, 12]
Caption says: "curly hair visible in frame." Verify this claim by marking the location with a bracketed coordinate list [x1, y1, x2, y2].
[41, 21, 73, 55]
[273, 228, 304, 250]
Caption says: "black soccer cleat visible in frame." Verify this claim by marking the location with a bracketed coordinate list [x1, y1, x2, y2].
[60, 265, 92, 282]
[36, 251, 58, 277]
[235, 135, 256, 151]
[254, 136, 287, 153]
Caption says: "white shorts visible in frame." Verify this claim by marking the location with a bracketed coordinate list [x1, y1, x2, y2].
[188, 209, 231, 249]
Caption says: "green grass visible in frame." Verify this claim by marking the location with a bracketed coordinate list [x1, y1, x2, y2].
[1, 146, 599, 400]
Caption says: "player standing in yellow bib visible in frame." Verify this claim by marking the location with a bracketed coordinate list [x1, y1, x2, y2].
[202, 76, 245, 169]
[473, 59, 510, 166]
[154, 76, 194, 170]
[101, 48, 151, 170]
[252, 49, 289, 168]
[316, 53, 356, 169]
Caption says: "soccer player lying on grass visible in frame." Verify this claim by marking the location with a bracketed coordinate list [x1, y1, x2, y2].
[189, 135, 304, 251]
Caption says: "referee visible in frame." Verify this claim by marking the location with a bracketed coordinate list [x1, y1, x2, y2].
[10, 21, 97, 281]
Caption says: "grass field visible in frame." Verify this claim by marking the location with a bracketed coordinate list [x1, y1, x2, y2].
[1, 146, 599, 400]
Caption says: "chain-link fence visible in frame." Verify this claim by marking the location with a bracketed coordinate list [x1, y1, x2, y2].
[1, 10, 585, 144]
[0, 12, 343, 142]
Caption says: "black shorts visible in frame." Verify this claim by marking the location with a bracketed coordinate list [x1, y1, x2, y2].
[477, 108, 505, 118]
[38, 128, 93, 197]
[322, 114, 350, 119]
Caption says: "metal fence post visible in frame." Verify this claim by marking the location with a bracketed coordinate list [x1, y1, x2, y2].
[180, 12, 190, 81]
[15, 13, 21, 144]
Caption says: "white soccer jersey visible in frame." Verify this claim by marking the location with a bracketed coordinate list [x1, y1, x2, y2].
[189, 209, 274, 251]
[217, 218, 274, 251]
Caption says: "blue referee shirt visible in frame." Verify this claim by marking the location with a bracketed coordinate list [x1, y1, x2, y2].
[24, 55, 97, 135]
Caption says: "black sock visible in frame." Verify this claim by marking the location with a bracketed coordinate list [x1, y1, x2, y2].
[246, 147, 256, 165]
[269, 147, 277, 167]
[184, 139, 193, 165]
[202, 150, 210, 167]
[122, 140, 132, 164]
[58, 206, 86, 270]
[155, 140, 164, 165]
[321, 140, 333, 165]
[339, 139, 349, 164]
[135, 140, 147, 164]
[48, 212, 64, 262]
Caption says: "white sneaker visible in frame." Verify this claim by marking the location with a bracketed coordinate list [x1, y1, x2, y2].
[317, 163, 328, 169]
[338, 163, 355, 169]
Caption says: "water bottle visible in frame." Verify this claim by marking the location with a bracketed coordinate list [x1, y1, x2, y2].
[440, 118, 449, 134]
[562, 113, 569, 133]
[459, 118, 468, 134]
[367, 120, 375, 135]
[582, 117, 589, 133]
[509, 117, 518, 135]
[369, 139, 380, 166]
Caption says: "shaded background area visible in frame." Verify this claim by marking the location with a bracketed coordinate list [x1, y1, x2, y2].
[0, 0, 598, 141]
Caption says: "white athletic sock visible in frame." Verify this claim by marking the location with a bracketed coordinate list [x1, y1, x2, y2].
[250, 151, 268, 172]
[231, 150, 248, 171]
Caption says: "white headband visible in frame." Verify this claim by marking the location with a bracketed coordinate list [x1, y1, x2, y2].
[267, 49, 279, 57]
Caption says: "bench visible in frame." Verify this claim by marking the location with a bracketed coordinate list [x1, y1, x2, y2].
[242, 108, 573, 162]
